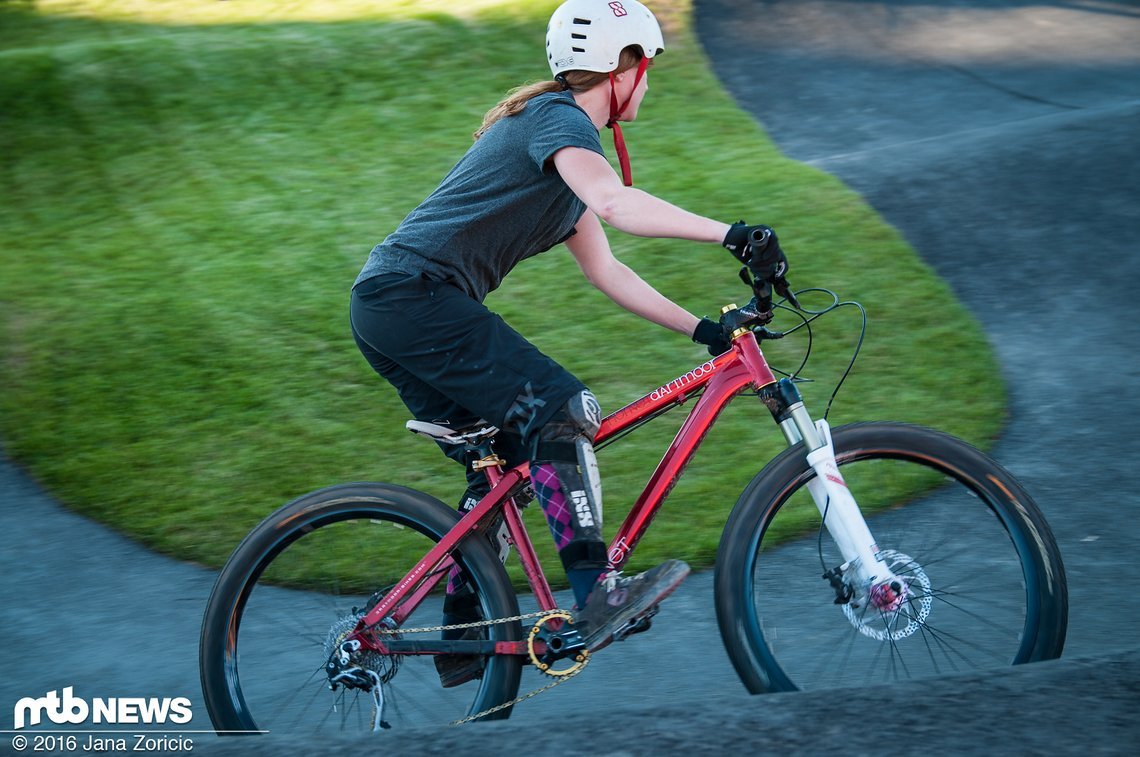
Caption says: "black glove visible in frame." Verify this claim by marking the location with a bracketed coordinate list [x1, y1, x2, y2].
[692, 317, 731, 356]
[722, 221, 789, 283]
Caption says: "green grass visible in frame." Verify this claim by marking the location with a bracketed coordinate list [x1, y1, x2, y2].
[0, 0, 1006, 589]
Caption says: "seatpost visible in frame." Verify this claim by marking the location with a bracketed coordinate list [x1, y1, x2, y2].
[469, 439, 507, 487]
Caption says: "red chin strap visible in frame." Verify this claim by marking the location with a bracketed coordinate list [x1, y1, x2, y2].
[606, 56, 649, 187]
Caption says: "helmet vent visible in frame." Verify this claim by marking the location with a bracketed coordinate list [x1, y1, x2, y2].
[572, 46, 586, 52]
[573, 18, 592, 25]
[571, 33, 587, 39]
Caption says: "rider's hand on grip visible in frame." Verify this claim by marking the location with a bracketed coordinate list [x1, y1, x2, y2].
[722, 221, 755, 266]
[723, 222, 789, 281]
[692, 317, 732, 357]
[744, 225, 789, 284]
[728, 222, 800, 311]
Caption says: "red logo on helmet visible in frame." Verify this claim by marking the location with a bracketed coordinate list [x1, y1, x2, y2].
[609, 2, 628, 17]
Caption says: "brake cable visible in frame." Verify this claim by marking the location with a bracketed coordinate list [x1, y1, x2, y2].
[760, 287, 868, 422]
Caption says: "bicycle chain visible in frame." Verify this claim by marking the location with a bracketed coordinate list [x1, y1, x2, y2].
[369, 607, 558, 636]
[451, 653, 589, 725]
[369, 609, 589, 726]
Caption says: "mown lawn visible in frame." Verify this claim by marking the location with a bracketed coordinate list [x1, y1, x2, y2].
[0, 0, 1005, 588]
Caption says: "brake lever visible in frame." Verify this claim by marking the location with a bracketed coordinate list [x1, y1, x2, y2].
[773, 277, 801, 310]
[739, 266, 801, 311]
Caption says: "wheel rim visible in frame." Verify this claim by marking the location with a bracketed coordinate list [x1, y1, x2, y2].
[214, 505, 514, 733]
[746, 448, 1040, 690]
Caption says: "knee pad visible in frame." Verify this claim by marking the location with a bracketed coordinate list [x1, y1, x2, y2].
[533, 390, 602, 492]
[535, 390, 601, 448]
[531, 391, 605, 566]
[564, 389, 602, 438]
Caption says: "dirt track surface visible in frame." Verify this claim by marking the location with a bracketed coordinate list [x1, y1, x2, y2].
[2, 0, 1139, 753]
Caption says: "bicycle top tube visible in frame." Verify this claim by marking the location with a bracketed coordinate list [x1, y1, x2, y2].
[402, 335, 775, 452]
[596, 323, 777, 446]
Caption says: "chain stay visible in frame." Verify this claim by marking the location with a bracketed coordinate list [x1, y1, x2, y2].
[368, 608, 589, 726]
[369, 607, 559, 636]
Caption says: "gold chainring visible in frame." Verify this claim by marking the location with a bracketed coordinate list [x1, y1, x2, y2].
[526, 611, 588, 677]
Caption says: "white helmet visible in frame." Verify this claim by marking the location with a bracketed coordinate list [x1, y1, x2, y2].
[546, 0, 664, 76]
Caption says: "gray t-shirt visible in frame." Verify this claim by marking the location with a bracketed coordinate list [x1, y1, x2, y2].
[354, 91, 605, 301]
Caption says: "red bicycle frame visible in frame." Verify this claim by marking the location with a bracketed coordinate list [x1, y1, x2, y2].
[359, 328, 778, 640]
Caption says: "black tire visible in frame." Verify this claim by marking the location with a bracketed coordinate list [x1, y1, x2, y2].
[199, 482, 523, 733]
[715, 422, 1067, 693]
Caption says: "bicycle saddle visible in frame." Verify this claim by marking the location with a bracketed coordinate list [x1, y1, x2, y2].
[405, 419, 500, 446]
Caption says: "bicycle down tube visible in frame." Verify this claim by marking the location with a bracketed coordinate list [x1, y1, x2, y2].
[599, 338, 773, 570]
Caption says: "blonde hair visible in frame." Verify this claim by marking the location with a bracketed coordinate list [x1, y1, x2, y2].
[474, 47, 648, 140]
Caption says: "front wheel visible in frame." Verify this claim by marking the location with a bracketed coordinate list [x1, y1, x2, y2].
[199, 482, 523, 734]
[715, 422, 1067, 693]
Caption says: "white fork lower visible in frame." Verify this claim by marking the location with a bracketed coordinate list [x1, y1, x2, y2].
[783, 416, 901, 601]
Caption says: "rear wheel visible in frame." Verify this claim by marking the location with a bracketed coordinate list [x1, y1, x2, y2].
[199, 482, 523, 733]
[715, 422, 1067, 693]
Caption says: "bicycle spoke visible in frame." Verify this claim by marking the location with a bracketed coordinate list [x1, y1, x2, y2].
[915, 613, 946, 677]
[201, 486, 524, 733]
[730, 425, 1063, 692]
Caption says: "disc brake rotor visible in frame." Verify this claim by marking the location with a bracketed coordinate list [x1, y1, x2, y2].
[841, 549, 933, 641]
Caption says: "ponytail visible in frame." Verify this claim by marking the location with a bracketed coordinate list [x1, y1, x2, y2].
[473, 47, 647, 140]
[474, 80, 567, 139]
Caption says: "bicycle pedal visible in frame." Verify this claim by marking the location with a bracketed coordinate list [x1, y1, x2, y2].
[613, 606, 657, 642]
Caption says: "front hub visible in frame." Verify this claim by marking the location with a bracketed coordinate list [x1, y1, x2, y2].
[840, 549, 932, 641]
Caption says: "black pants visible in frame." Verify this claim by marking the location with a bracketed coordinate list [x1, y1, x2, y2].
[349, 272, 586, 467]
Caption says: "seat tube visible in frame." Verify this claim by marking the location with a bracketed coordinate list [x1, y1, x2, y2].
[482, 461, 558, 611]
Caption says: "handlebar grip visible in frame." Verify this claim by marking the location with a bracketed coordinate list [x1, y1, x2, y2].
[748, 227, 772, 248]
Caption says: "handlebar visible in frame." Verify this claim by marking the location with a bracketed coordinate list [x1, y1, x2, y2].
[735, 270, 800, 324]
[748, 226, 773, 249]
[719, 297, 785, 341]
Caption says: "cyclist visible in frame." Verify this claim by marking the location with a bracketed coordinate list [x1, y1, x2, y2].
[349, 0, 786, 685]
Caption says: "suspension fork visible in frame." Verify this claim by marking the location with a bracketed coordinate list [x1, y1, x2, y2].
[757, 379, 899, 595]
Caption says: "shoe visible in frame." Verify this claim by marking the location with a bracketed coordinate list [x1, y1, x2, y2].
[575, 559, 691, 651]
[435, 590, 486, 688]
